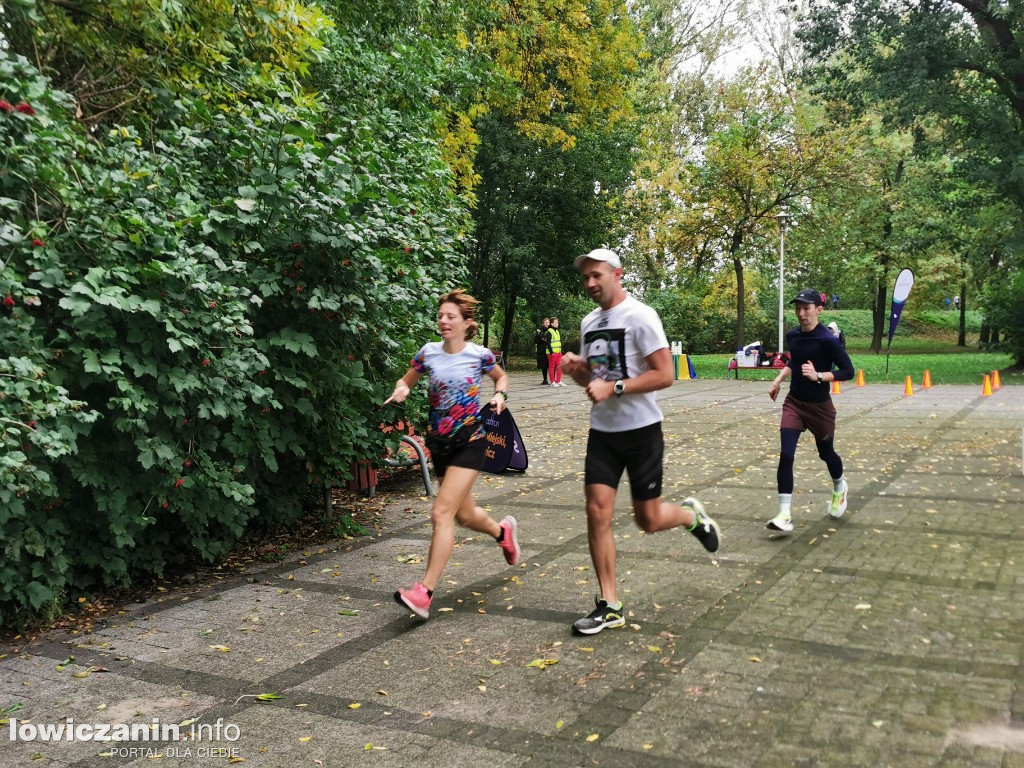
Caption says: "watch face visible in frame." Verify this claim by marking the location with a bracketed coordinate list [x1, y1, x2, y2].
[614, 380, 625, 394]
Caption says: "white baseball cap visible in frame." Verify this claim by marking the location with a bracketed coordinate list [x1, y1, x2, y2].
[574, 248, 622, 270]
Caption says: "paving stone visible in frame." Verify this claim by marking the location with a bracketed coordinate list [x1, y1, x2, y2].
[3, 377, 1023, 768]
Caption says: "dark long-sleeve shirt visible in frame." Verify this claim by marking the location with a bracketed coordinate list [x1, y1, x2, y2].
[534, 329, 550, 355]
[786, 324, 854, 403]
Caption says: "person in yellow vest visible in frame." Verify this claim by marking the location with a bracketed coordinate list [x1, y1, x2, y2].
[547, 317, 565, 386]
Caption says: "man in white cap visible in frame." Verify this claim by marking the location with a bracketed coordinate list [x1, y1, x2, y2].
[559, 248, 721, 635]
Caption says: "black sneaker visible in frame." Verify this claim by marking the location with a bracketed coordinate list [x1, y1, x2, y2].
[572, 598, 625, 635]
[684, 497, 720, 553]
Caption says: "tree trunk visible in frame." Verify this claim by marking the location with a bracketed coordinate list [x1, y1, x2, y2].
[731, 231, 745, 351]
[980, 323, 990, 344]
[957, 285, 966, 347]
[870, 273, 886, 353]
[500, 290, 518, 360]
[472, 242, 492, 348]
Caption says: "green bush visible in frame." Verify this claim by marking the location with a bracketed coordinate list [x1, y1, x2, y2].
[0, 49, 464, 627]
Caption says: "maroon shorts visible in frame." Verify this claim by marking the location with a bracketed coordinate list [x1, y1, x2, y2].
[781, 395, 836, 441]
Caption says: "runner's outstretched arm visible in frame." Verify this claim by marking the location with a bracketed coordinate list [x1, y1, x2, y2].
[384, 368, 423, 404]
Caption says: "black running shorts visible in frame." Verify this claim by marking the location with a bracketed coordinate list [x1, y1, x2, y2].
[431, 435, 487, 478]
[584, 422, 663, 501]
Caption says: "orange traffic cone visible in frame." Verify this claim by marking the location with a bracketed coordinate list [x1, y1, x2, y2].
[983, 374, 992, 396]
[904, 376, 914, 396]
[992, 370, 1002, 390]
[831, 379, 841, 395]
[922, 370, 932, 389]
[856, 369, 865, 387]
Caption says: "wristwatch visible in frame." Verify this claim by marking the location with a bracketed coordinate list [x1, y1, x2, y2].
[816, 372, 823, 383]
[613, 380, 626, 397]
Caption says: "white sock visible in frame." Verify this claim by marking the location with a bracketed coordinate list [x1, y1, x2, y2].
[778, 493, 792, 519]
[833, 476, 845, 492]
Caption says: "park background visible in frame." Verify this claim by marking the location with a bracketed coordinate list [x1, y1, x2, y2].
[1, 0, 1022, 629]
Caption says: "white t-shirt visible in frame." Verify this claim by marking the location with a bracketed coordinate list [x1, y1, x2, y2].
[579, 295, 669, 432]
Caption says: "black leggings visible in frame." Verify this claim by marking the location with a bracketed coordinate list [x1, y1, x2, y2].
[777, 428, 843, 494]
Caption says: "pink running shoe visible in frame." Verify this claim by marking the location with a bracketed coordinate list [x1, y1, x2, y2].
[498, 515, 521, 566]
[394, 582, 431, 619]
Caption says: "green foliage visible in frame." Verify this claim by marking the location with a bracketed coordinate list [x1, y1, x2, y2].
[1, 0, 334, 126]
[475, 0, 645, 149]
[798, 0, 1024, 363]
[627, 71, 855, 350]
[0, 20, 466, 626]
[800, 0, 1024, 207]
[647, 288, 733, 353]
[470, 112, 639, 354]
[982, 263, 1024, 364]
[331, 514, 371, 539]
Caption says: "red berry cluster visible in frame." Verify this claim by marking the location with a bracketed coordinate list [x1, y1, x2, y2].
[0, 100, 37, 115]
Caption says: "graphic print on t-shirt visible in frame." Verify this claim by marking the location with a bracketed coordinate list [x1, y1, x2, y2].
[584, 329, 628, 381]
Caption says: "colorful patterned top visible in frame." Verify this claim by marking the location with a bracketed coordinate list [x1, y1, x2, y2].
[411, 342, 496, 440]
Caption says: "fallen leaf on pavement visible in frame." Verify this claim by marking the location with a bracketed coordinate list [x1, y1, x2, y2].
[525, 659, 558, 670]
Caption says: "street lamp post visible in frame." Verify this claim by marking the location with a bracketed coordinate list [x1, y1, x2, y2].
[774, 212, 791, 354]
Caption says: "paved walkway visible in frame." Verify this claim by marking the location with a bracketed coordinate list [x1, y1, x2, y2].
[3, 375, 1023, 768]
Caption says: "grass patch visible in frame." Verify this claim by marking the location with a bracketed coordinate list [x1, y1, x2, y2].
[845, 338, 987, 354]
[506, 348, 1016, 385]
[692, 351, 1015, 385]
[818, 309, 982, 338]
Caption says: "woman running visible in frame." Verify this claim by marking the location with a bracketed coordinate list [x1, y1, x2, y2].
[384, 290, 520, 619]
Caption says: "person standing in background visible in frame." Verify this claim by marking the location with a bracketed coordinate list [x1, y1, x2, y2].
[535, 318, 551, 385]
[547, 317, 564, 386]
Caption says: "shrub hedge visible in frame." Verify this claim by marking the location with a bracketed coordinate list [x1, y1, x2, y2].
[0, 49, 465, 627]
